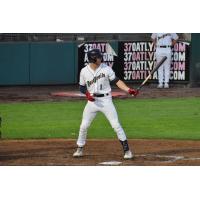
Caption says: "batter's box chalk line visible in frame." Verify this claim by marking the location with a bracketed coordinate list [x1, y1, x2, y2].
[136, 154, 184, 163]
[98, 154, 200, 165]
[136, 154, 200, 163]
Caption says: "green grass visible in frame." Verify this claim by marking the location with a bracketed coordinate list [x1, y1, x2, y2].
[0, 98, 200, 140]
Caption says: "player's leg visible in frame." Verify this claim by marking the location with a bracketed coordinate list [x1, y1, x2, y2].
[101, 98, 133, 159]
[73, 102, 97, 157]
[163, 51, 172, 88]
[156, 52, 164, 88]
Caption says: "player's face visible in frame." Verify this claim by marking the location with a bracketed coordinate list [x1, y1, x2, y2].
[96, 57, 102, 66]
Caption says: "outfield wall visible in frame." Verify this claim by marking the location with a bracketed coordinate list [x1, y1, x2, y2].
[190, 33, 200, 86]
[0, 37, 199, 86]
[0, 42, 76, 85]
[0, 43, 30, 85]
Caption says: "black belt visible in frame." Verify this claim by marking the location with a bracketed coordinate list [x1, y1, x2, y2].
[158, 45, 172, 48]
[93, 93, 109, 97]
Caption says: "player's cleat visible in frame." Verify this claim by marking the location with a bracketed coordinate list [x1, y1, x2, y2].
[73, 147, 83, 157]
[164, 83, 169, 88]
[157, 83, 163, 89]
[124, 150, 134, 159]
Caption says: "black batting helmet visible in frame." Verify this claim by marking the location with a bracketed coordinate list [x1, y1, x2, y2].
[87, 49, 103, 63]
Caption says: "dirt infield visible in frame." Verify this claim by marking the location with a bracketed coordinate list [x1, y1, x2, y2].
[0, 84, 200, 102]
[0, 85, 200, 166]
[1, 139, 200, 166]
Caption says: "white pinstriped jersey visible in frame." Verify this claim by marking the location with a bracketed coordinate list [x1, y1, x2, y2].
[79, 63, 116, 94]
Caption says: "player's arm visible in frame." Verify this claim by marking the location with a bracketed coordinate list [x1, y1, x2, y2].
[115, 79, 129, 92]
[172, 39, 177, 46]
[172, 33, 179, 46]
[152, 38, 157, 46]
[79, 85, 95, 102]
[108, 66, 139, 96]
[151, 33, 157, 46]
[115, 79, 139, 96]
[79, 69, 95, 101]
[79, 85, 87, 94]
[172, 36, 178, 46]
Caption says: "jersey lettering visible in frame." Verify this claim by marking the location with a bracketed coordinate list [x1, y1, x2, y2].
[86, 73, 106, 87]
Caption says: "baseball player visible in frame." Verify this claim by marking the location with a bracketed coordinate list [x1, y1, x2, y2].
[73, 48, 139, 159]
[151, 33, 179, 88]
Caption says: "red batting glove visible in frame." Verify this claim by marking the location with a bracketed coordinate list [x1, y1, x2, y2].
[128, 88, 139, 96]
[86, 91, 95, 102]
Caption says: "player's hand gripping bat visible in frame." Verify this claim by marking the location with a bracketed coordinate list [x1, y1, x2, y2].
[136, 56, 167, 91]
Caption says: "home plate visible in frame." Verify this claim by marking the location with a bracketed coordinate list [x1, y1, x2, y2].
[99, 161, 122, 166]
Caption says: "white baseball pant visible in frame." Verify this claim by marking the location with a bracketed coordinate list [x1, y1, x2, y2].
[76, 96, 127, 147]
[155, 48, 172, 84]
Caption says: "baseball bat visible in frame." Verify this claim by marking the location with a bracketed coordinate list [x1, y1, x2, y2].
[137, 56, 167, 91]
